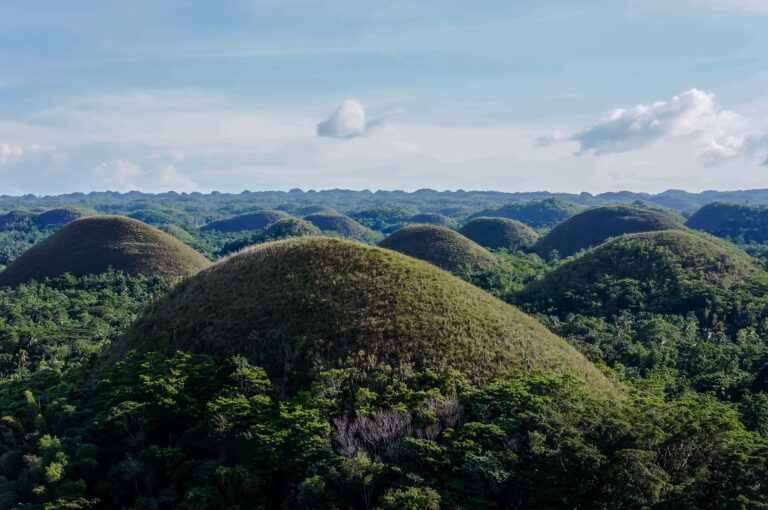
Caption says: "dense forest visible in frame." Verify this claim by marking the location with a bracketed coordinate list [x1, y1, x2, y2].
[2, 190, 768, 509]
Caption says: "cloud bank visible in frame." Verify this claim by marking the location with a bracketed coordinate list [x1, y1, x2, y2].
[569, 89, 768, 164]
[0, 143, 24, 166]
[317, 100, 405, 139]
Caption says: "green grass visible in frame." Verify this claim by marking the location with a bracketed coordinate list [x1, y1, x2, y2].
[201, 210, 292, 232]
[407, 212, 456, 228]
[522, 230, 767, 317]
[0, 216, 211, 286]
[114, 237, 614, 394]
[379, 224, 497, 273]
[460, 217, 539, 251]
[535, 205, 684, 257]
[33, 206, 96, 228]
[295, 204, 340, 216]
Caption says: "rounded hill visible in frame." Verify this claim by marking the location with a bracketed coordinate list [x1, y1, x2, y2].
[686, 202, 768, 244]
[201, 210, 291, 232]
[295, 204, 339, 216]
[0, 210, 35, 230]
[407, 212, 456, 228]
[219, 218, 322, 256]
[304, 213, 376, 238]
[0, 216, 211, 286]
[115, 237, 612, 393]
[471, 198, 583, 229]
[33, 206, 96, 228]
[459, 217, 539, 251]
[379, 224, 496, 273]
[522, 230, 767, 317]
[534, 205, 684, 257]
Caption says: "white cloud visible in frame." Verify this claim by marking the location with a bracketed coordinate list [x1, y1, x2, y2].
[94, 160, 197, 192]
[0, 143, 24, 166]
[567, 88, 768, 165]
[316, 100, 405, 139]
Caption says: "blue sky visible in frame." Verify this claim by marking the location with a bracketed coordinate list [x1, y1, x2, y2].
[1, 0, 767, 194]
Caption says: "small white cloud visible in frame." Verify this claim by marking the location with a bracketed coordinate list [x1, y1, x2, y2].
[0, 143, 24, 166]
[317, 100, 405, 139]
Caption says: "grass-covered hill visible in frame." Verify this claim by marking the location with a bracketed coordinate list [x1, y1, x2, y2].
[459, 217, 539, 251]
[522, 230, 768, 320]
[32, 206, 96, 228]
[534, 205, 684, 257]
[407, 212, 456, 228]
[379, 224, 497, 273]
[0, 216, 211, 285]
[686, 202, 768, 244]
[294, 204, 339, 216]
[219, 217, 322, 255]
[304, 212, 377, 239]
[471, 198, 584, 229]
[0, 210, 35, 230]
[201, 209, 291, 232]
[115, 237, 612, 393]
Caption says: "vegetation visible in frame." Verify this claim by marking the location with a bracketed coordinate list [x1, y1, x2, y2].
[200, 210, 292, 233]
[219, 218, 322, 255]
[0, 271, 172, 377]
[535, 205, 684, 258]
[379, 225, 497, 274]
[304, 213, 379, 241]
[687, 201, 768, 244]
[406, 213, 456, 228]
[0, 217, 211, 286]
[33, 207, 96, 229]
[459, 217, 539, 251]
[116, 237, 612, 393]
[4, 191, 768, 507]
[470, 198, 584, 229]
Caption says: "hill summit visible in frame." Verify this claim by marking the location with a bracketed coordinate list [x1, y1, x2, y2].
[459, 217, 539, 251]
[535, 205, 684, 257]
[115, 237, 612, 393]
[0, 216, 211, 285]
[379, 224, 497, 273]
[522, 230, 766, 317]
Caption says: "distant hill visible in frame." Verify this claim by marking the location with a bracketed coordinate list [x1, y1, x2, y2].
[115, 237, 613, 393]
[304, 213, 377, 239]
[379, 224, 497, 273]
[219, 217, 322, 255]
[0, 210, 35, 230]
[33, 206, 96, 229]
[686, 202, 768, 244]
[470, 198, 584, 229]
[407, 212, 456, 228]
[201, 210, 292, 232]
[459, 217, 539, 251]
[534, 205, 684, 257]
[0, 216, 211, 285]
[294, 204, 340, 216]
[522, 230, 767, 318]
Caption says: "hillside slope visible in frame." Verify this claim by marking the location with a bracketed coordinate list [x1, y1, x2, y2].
[379, 224, 497, 273]
[460, 217, 539, 251]
[0, 216, 211, 285]
[535, 205, 684, 257]
[116, 237, 613, 393]
[686, 202, 768, 244]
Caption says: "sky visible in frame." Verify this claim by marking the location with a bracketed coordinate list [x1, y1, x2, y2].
[1, 0, 768, 195]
